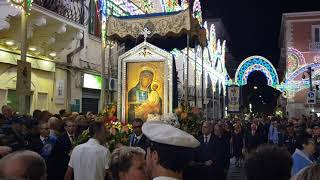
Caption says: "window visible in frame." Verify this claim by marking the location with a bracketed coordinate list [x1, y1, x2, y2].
[312, 25, 320, 42]
[37, 93, 48, 110]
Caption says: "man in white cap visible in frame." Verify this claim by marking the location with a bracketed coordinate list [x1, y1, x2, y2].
[142, 121, 200, 180]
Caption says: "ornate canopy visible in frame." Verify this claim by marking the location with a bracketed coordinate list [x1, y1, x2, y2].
[107, 8, 206, 47]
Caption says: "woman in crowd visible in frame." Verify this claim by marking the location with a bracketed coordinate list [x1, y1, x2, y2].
[231, 123, 244, 167]
[110, 146, 149, 180]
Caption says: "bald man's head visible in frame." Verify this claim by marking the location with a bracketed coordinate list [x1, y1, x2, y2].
[0, 151, 46, 180]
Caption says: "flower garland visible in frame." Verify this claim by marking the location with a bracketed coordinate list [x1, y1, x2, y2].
[175, 106, 203, 136]
[74, 105, 203, 151]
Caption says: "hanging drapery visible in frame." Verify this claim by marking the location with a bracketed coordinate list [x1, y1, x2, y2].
[106, 8, 205, 46]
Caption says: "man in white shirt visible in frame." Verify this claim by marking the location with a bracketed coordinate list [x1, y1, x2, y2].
[142, 119, 200, 180]
[64, 121, 111, 180]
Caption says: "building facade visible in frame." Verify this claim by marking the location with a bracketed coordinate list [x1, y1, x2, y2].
[0, 0, 186, 114]
[279, 11, 320, 118]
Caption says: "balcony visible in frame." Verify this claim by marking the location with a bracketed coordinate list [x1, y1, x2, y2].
[33, 0, 85, 25]
[309, 42, 320, 51]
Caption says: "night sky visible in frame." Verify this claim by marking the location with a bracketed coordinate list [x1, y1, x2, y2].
[201, 0, 320, 67]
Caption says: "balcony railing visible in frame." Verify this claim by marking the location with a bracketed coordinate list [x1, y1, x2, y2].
[310, 42, 320, 51]
[33, 0, 85, 25]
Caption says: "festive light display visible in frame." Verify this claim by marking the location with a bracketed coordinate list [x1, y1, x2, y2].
[277, 80, 320, 94]
[284, 63, 320, 83]
[171, 24, 228, 80]
[95, 0, 107, 47]
[8, 0, 33, 14]
[314, 55, 320, 63]
[209, 24, 216, 57]
[116, 0, 144, 15]
[192, 0, 202, 25]
[278, 48, 320, 95]
[110, 0, 144, 16]
[180, 0, 189, 10]
[221, 40, 226, 66]
[141, 0, 154, 13]
[286, 47, 306, 77]
[161, 0, 181, 12]
[235, 56, 279, 87]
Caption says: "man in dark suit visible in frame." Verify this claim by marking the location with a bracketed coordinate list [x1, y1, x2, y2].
[245, 123, 263, 153]
[193, 121, 215, 179]
[129, 118, 148, 151]
[211, 124, 230, 180]
[283, 123, 297, 154]
[29, 122, 50, 154]
[47, 119, 76, 180]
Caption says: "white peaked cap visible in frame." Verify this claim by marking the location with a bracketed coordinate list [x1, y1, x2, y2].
[142, 121, 200, 148]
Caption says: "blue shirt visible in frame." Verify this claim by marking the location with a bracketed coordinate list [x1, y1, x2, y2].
[268, 125, 279, 144]
[41, 135, 57, 159]
[291, 149, 313, 176]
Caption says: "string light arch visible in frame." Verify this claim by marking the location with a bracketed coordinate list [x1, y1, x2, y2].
[235, 56, 279, 87]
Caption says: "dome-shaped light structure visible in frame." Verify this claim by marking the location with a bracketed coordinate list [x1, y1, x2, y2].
[33, 16, 46, 26]
[49, 51, 57, 57]
[56, 24, 66, 34]
[47, 37, 55, 44]
[76, 31, 83, 40]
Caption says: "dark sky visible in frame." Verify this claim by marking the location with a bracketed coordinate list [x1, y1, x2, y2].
[200, 0, 320, 67]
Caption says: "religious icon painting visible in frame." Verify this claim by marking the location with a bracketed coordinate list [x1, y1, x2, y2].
[126, 61, 165, 122]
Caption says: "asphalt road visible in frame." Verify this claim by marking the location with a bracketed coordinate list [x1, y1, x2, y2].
[227, 158, 246, 180]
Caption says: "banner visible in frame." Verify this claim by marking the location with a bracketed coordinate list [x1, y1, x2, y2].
[55, 80, 65, 105]
[16, 61, 31, 96]
[227, 86, 240, 113]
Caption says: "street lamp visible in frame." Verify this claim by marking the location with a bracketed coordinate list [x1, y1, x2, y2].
[253, 86, 258, 90]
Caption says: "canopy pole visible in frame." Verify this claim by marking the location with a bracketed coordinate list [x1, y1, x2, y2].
[107, 41, 112, 105]
[194, 42, 197, 107]
[201, 47, 204, 112]
[185, 34, 190, 108]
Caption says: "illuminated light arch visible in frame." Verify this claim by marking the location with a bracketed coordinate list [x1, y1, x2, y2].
[287, 47, 306, 76]
[288, 47, 306, 65]
[284, 63, 320, 83]
[235, 56, 279, 87]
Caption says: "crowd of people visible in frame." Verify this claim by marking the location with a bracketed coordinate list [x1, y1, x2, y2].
[0, 104, 320, 180]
